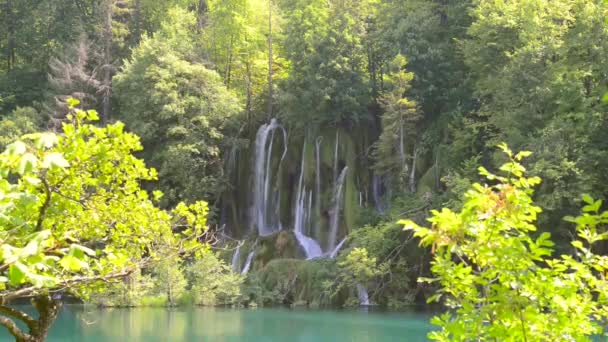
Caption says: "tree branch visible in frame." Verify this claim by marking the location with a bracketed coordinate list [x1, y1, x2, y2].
[1, 269, 135, 301]
[0, 305, 36, 331]
[0, 315, 31, 341]
[35, 177, 52, 232]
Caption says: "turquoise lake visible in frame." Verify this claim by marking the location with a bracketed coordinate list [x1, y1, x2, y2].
[0, 306, 434, 341]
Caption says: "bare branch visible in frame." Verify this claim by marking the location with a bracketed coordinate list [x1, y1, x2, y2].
[0, 305, 36, 331]
[0, 316, 31, 341]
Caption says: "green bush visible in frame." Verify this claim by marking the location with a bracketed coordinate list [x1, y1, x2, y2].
[403, 145, 608, 341]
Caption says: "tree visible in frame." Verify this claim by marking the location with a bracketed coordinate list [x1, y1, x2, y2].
[114, 8, 243, 207]
[0, 107, 43, 150]
[0, 99, 208, 341]
[279, 0, 371, 128]
[402, 145, 608, 341]
[372, 54, 421, 191]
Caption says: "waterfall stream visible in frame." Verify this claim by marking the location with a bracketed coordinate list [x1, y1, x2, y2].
[356, 283, 370, 306]
[328, 166, 348, 251]
[293, 143, 323, 259]
[252, 119, 287, 236]
[231, 243, 242, 273]
[328, 237, 347, 259]
[241, 250, 256, 274]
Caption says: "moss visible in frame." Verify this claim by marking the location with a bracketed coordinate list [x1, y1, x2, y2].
[254, 258, 341, 306]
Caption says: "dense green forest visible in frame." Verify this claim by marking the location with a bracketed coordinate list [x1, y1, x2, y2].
[1, 0, 608, 340]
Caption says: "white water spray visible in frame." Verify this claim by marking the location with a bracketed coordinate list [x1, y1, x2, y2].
[252, 119, 287, 236]
[328, 166, 348, 251]
[293, 143, 323, 259]
[231, 243, 242, 272]
[241, 250, 256, 274]
[328, 237, 347, 259]
[356, 283, 370, 306]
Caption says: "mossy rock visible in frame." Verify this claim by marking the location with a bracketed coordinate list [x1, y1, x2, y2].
[256, 258, 340, 306]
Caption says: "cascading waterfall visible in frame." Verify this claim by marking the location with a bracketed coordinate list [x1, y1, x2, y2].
[328, 237, 347, 259]
[314, 136, 323, 240]
[328, 166, 348, 251]
[372, 174, 386, 214]
[252, 119, 288, 236]
[231, 243, 242, 273]
[293, 143, 323, 259]
[241, 250, 256, 274]
[356, 283, 370, 306]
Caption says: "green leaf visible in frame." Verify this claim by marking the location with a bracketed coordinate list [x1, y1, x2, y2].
[59, 255, 87, 272]
[42, 152, 69, 169]
[17, 153, 38, 175]
[572, 240, 584, 250]
[23, 176, 41, 185]
[6, 141, 26, 155]
[582, 194, 594, 205]
[37, 133, 58, 149]
[71, 244, 96, 257]
[66, 98, 80, 108]
[8, 262, 28, 286]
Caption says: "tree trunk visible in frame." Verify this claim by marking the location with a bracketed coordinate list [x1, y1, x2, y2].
[102, 0, 113, 125]
[267, 0, 273, 119]
[0, 295, 62, 342]
[132, 0, 142, 45]
[224, 35, 235, 88]
[4, 0, 15, 71]
[197, 0, 208, 29]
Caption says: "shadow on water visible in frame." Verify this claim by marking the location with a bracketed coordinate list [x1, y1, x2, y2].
[0, 305, 436, 342]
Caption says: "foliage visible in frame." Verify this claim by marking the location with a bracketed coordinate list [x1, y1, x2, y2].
[187, 252, 244, 306]
[0, 100, 208, 340]
[0, 107, 44, 150]
[114, 7, 243, 207]
[402, 145, 608, 341]
[372, 54, 421, 188]
[279, 0, 372, 127]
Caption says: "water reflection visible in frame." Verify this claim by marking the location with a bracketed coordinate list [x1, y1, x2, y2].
[1, 306, 433, 342]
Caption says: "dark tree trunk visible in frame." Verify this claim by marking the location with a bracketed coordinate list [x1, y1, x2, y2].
[4, 0, 16, 71]
[132, 0, 141, 44]
[0, 295, 62, 342]
[197, 0, 208, 29]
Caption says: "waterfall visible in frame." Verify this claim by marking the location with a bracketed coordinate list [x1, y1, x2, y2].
[409, 146, 418, 193]
[356, 283, 370, 306]
[241, 250, 256, 274]
[252, 119, 287, 236]
[372, 174, 385, 214]
[293, 143, 323, 260]
[231, 243, 242, 273]
[314, 136, 323, 239]
[328, 166, 348, 251]
[328, 237, 347, 258]
[399, 124, 406, 168]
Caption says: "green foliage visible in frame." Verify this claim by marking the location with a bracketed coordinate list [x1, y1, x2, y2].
[187, 252, 244, 306]
[402, 146, 608, 341]
[0, 98, 209, 339]
[0, 107, 44, 150]
[373, 55, 421, 188]
[114, 7, 243, 207]
[279, 0, 372, 127]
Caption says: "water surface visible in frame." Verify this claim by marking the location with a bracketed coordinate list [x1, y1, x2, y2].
[0, 306, 434, 341]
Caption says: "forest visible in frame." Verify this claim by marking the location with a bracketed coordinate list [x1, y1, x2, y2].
[0, 0, 608, 341]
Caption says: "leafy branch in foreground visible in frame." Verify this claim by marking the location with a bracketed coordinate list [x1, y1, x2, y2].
[401, 143, 608, 341]
[0, 99, 208, 342]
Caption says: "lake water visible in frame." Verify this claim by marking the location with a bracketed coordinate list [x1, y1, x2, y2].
[0, 306, 434, 341]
